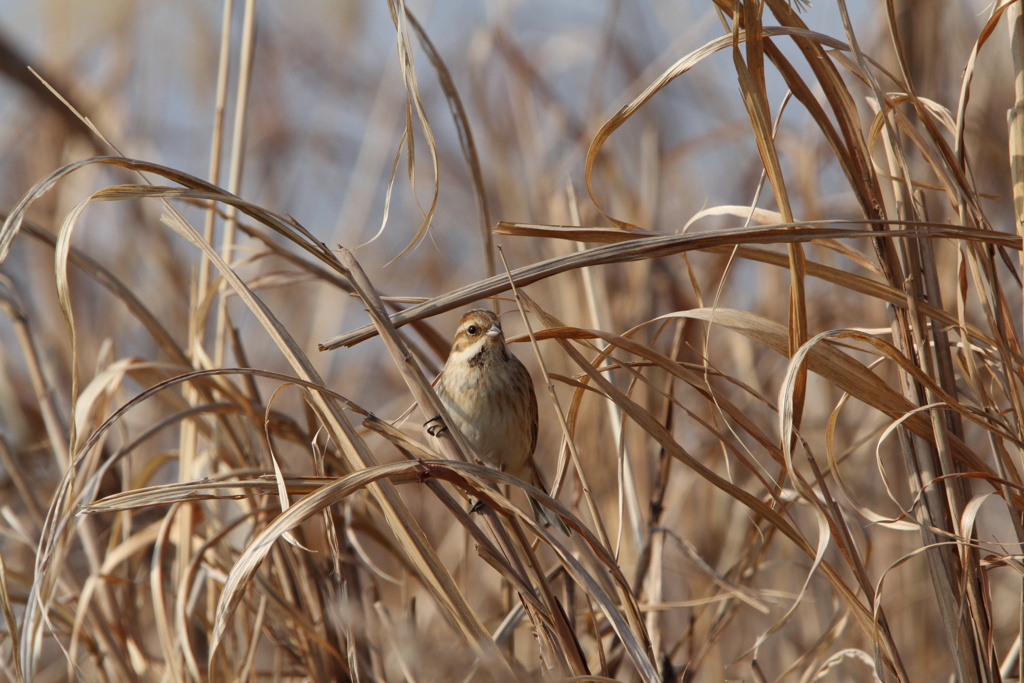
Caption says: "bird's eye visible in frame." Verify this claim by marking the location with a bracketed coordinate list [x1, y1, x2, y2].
[467, 325, 478, 335]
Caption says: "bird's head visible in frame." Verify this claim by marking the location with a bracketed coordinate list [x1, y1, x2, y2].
[449, 309, 506, 360]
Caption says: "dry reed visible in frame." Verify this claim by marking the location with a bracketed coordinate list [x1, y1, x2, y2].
[0, 1, 1021, 681]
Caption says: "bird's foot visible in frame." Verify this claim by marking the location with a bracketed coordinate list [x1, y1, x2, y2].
[424, 415, 447, 437]
[469, 499, 486, 515]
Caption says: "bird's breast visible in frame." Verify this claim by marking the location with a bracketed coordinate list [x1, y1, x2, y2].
[437, 358, 532, 474]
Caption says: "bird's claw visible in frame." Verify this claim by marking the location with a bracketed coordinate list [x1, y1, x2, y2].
[469, 499, 486, 515]
[424, 415, 447, 437]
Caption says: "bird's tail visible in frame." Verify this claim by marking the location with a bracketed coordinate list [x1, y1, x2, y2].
[527, 462, 570, 535]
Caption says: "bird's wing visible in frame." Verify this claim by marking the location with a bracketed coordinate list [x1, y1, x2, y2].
[528, 368, 538, 455]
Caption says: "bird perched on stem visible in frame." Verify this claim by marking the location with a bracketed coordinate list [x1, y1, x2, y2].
[426, 309, 567, 533]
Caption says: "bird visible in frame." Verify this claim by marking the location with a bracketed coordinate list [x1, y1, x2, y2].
[425, 309, 567, 533]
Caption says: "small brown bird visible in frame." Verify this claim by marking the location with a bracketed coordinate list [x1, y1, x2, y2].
[426, 309, 565, 532]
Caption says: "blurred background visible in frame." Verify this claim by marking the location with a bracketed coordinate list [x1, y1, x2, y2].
[0, 1, 1018, 681]
[0, 0, 1010, 423]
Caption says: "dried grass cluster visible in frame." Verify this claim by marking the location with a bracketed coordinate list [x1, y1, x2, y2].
[0, 1, 1022, 681]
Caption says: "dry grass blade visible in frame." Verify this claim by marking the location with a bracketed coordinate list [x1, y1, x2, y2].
[731, 1, 809, 445]
[518, 314, 906, 670]
[380, 0, 440, 264]
[82, 478, 283, 513]
[405, 9, 494, 278]
[584, 24, 849, 228]
[2, 213, 188, 365]
[211, 462, 416, 653]
[496, 220, 1013, 362]
[325, 222, 1018, 350]
[2, 4, 1021, 680]
[0, 552, 23, 683]
[163, 202, 511, 674]
[676, 310, 1003, 471]
[341, 247, 662, 679]
[2, 156, 512, 676]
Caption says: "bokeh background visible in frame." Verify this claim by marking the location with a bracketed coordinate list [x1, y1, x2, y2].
[0, 1, 1020, 681]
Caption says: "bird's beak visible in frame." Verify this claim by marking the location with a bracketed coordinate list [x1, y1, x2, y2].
[485, 323, 501, 338]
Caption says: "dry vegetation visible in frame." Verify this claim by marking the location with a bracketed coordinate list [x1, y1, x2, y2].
[1, 0, 1023, 681]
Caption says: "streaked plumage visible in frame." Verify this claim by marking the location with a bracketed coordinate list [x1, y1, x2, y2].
[429, 309, 564, 531]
